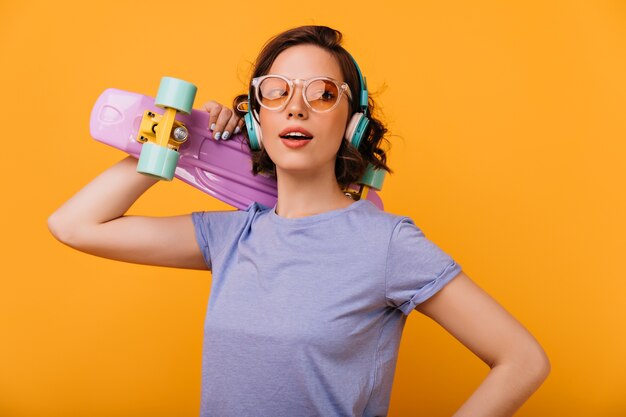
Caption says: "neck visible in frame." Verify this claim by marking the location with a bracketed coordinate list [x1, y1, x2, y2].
[274, 162, 354, 219]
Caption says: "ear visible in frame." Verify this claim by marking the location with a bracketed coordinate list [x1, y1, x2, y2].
[236, 100, 249, 112]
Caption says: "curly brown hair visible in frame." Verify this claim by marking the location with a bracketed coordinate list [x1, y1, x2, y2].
[232, 25, 393, 189]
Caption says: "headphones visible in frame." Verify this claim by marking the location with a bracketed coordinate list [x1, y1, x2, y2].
[243, 53, 370, 151]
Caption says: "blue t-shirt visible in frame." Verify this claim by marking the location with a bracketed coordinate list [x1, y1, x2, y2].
[191, 199, 462, 417]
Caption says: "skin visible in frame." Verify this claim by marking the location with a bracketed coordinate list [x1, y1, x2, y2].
[257, 44, 355, 219]
[48, 43, 550, 417]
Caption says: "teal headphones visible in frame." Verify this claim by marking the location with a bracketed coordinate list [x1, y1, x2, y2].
[244, 53, 370, 151]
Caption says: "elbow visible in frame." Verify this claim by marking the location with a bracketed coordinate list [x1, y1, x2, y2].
[47, 212, 78, 246]
[493, 338, 551, 390]
[531, 345, 551, 386]
[515, 341, 551, 390]
[47, 212, 63, 241]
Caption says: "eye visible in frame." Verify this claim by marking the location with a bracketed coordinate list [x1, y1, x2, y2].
[266, 88, 287, 99]
[309, 89, 335, 102]
[321, 91, 336, 101]
[259, 77, 290, 100]
[307, 79, 339, 102]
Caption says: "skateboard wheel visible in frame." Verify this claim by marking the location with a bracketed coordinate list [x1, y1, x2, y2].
[359, 163, 386, 190]
[155, 77, 197, 115]
[136, 142, 180, 181]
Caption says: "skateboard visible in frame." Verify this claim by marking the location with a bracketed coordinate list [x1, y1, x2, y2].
[89, 77, 385, 211]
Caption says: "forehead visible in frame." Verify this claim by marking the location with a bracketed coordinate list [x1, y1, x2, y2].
[268, 44, 344, 80]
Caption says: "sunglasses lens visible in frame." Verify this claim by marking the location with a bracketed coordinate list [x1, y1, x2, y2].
[305, 79, 341, 111]
[258, 77, 289, 109]
[257, 77, 343, 111]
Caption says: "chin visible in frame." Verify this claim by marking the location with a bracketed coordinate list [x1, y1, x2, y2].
[277, 158, 338, 176]
[275, 163, 317, 174]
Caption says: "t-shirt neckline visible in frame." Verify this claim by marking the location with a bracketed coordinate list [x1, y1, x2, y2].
[269, 199, 367, 226]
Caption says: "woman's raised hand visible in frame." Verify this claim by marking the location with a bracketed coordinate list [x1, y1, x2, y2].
[203, 100, 244, 141]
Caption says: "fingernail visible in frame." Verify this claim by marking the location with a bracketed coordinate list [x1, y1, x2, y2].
[234, 126, 241, 134]
[210, 123, 216, 131]
[214, 132, 221, 140]
[222, 131, 230, 140]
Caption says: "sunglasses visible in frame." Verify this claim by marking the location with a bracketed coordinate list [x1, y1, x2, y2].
[252, 74, 352, 113]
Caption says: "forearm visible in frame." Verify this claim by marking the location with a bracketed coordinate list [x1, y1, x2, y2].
[452, 359, 550, 417]
[48, 156, 158, 235]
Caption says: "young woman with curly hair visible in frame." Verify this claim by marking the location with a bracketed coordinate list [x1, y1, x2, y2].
[49, 25, 549, 417]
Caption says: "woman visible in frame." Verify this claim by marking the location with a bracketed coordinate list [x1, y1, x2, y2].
[48, 25, 550, 417]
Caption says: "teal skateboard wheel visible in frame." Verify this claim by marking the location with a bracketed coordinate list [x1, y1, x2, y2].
[137, 142, 180, 180]
[359, 163, 386, 190]
[155, 77, 197, 114]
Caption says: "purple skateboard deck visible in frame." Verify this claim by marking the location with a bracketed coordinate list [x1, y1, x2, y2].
[90, 88, 384, 211]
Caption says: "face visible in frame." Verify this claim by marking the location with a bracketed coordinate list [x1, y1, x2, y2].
[258, 44, 351, 178]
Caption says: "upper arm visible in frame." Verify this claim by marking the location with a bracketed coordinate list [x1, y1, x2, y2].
[50, 214, 208, 270]
[415, 271, 549, 371]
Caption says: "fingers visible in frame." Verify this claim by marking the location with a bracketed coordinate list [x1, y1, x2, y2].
[204, 100, 221, 132]
[203, 100, 243, 141]
[213, 107, 233, 140]
[235, 118, 244, 135]
[222, 112, 245, 140]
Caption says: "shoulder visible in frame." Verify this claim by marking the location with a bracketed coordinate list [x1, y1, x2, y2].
[344, 200, 419, 243]
[192, 201, 271, 233]
[355, 200, 414, 227]
[193, 201, 269, 220]
[353, 202, 445, 256]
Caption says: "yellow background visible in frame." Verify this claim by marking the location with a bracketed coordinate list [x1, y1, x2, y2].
[1, 0, 624, 416]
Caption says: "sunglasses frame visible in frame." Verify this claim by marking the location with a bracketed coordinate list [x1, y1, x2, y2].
[252, 74, 353, 113]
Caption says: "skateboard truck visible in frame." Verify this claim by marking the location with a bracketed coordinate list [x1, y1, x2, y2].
[343, 163, 386, 201]
[137, 110, 189, 151]
[136, 77, 198, 180]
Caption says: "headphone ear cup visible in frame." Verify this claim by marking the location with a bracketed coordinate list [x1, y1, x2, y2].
[344, 112, 370, 149]
[244, 111, 263, 150]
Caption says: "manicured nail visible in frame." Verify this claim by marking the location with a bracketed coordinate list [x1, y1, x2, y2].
[210, 123, 216, 131]
[234, 126, 241, 134]
[214, 132, 221, 140]
[222, 131, 230, 140]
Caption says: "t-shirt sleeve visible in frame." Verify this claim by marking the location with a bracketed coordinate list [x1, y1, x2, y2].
[385, 217, 462, 315]
[191, 203, 256, 270]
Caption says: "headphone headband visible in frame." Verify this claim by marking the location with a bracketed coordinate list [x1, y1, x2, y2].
[348, 54, 368, 115]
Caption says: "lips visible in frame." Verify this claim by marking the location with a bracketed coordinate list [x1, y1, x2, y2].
[279, 126, 314, 140]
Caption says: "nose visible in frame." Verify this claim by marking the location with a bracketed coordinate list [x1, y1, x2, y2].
[286, 81, 308, 119]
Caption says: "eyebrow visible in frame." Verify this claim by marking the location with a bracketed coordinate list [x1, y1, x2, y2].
[266, 74, 344, 81]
